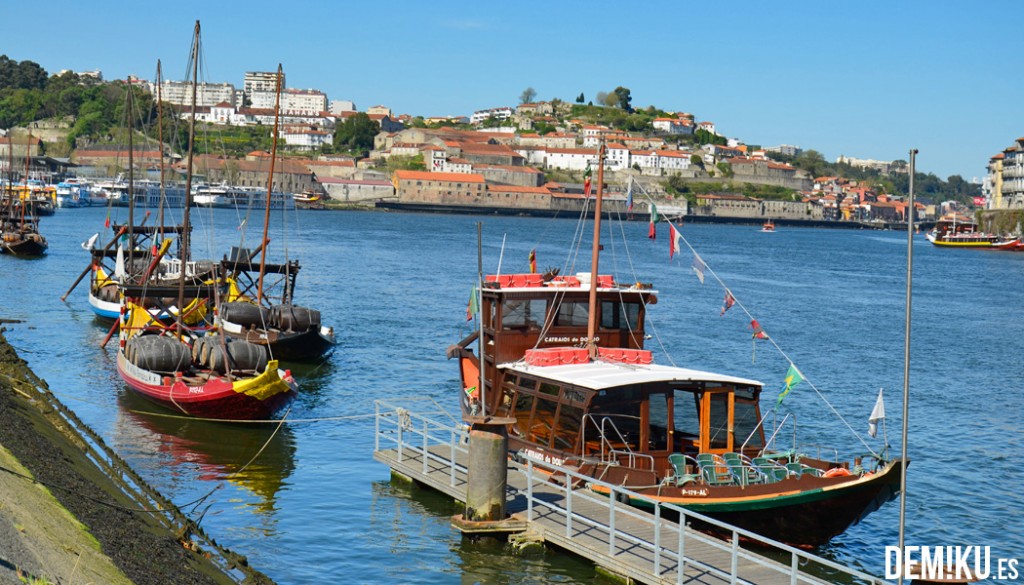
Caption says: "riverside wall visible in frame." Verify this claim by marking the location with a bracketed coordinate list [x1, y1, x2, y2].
[0, 328, 272, 585]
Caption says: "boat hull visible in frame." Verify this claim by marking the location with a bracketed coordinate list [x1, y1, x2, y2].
[591, 458, 904, 548]
[222, 325, 335, 362]
[0, 235, 48, 257]
[116, 350, 294, 420]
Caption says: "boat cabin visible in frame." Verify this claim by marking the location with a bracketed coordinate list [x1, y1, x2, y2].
[453, 272, 657, 404]
[488, 348, 766, 479]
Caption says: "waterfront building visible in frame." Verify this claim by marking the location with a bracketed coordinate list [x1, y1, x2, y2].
[987, 138, 1024, 209]
[392, 170, 486, 205]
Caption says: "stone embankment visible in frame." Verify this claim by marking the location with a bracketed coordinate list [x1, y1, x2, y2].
[0, 327, 273, 585]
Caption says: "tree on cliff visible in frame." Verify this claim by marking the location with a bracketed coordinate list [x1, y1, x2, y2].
[333, 112, 378, 157]
[611, 86, 633, 113]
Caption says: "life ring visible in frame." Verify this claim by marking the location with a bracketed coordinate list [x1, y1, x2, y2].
[823, 467, 852, 478]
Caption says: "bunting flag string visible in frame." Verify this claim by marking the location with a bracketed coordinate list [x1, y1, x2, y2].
[626, 178, 634, 213]
[669, 224, 681, 260]
[583, 164, 593, 197]
[691, 252, 706, 284]
[627, 178, 880, 457]
[529, 249, 537, 274]
[720, 290, 735, 316]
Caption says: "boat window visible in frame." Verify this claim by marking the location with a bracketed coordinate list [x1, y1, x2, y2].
[590, 394, 642, 451]
[512, 392, 535, 438]
[647, 392, 669, 451]
[673, 389, 701, 438]
[600, 301, 641, 330]
[502, 299, 545, 329]
[708, 393, 730, 449]
[497, 381, 516, 418]
[518, 377, 536, 390]
[734, 399, 764, 450]
[553, 301, 589, 327]
[553, 403, 583, 451]
[530, 396, 558, 447]
[539, 382, 560, 397]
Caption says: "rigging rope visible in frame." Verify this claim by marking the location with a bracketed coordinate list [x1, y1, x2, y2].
[628, 180, 880, 459]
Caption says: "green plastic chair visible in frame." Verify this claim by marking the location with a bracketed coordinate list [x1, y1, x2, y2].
[667, 453, 700, 486]
[753, 456, 789, 483]
[697, 453, 733, 486]
[723, 452, 765, 486]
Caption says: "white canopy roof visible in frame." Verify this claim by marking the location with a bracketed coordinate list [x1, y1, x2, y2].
[499, 359, 762, 391]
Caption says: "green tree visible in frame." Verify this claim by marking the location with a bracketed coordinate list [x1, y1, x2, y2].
[519, 87, 537, 104]
[333, 112, 378, 156]
[611, 86, 633, 112]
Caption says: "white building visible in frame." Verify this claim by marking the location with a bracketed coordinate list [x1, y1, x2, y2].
[470, 107, 513, 125]
[156, 81, 237, 108]
[281, 127, 332, 151]
[244, 71, 284, 98]
[330, 100, 356, 115]
[545, 148, 598, 171]
[652, 118, 694, 135]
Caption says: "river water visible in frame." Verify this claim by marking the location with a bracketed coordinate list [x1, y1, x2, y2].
[1, 206, 1021, 583]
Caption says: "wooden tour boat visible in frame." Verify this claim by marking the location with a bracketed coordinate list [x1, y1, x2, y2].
[449, 144, 903, 548]
[761, 219, 775, 232]
[925, 212, 1018, 248]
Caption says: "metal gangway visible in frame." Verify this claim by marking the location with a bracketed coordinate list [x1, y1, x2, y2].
[373, 398, 890, 585]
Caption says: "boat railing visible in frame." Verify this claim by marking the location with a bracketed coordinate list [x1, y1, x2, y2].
[371, 400, 887, 585]
[606, 448, 656, 472]
[799, 444, 840, 464]
[581, 414, 651, 468]
[762, 412, 796, 455]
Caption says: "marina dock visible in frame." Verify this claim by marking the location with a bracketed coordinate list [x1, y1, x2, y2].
[373, 398, 889, 585]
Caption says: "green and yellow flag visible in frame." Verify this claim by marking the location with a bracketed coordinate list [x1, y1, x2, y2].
[775, 363, 804, 409]
[466, 286, 478, 322]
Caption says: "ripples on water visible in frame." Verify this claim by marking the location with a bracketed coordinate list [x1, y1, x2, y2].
[1, 207, 1021, 583]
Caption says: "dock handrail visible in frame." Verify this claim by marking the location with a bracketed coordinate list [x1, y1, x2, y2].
[373, 399, 889, 585]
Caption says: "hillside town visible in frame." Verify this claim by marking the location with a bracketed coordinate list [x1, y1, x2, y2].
[1, 66, 1014, 226]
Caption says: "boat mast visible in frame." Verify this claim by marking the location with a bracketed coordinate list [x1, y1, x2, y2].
[585, 142, 606, 359]
[21, 129, 31, 226]
[256, 63, 283, 305]
[897, 148, 917, 585]
[155, 60, 166, 245]
[176, 20, 200, 336]
[126, 77, 135, 275]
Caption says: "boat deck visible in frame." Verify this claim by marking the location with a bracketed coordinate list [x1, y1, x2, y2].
[373, 400, 887, 585]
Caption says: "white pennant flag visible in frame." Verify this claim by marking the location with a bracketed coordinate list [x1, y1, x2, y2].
[868, 388, 885, 438]
[691, 252, 706, 284]
[81, 233, 99, 250]
[114, 243, 126, 281]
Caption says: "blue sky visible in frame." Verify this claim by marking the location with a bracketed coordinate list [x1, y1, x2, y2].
[2, 1, 1020, 181]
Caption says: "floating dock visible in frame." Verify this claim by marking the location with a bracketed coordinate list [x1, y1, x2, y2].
[373, 398, 889, 585]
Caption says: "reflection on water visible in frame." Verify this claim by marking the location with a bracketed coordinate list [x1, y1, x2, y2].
[115, 391, 296, 515]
